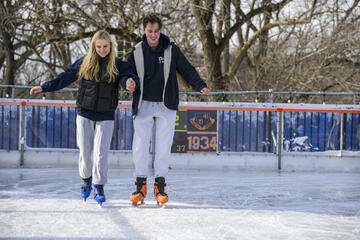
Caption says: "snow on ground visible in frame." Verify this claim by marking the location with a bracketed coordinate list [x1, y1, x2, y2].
[0, 167, 359, 240]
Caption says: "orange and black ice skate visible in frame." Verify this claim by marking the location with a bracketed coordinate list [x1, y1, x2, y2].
[154, 177, 168, 208]
[130, 177, 147, 206]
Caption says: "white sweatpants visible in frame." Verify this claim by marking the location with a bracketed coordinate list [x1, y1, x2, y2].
[76, 115, 114, 185]
[132, 101, 177, 178]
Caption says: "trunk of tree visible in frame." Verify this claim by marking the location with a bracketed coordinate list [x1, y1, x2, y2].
[1, 30, 15, 97]
[200, 28, 226, 96]
[191, 0, 226, 100]
[250, 0, 271, 91]
[204, 48, 224, 91]
[221, 0, 231, 74]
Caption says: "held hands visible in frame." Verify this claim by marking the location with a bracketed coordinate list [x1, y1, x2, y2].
[29, 86, 43, 95]
[126, 78, 136, 92]
[200, 87, 210, 95]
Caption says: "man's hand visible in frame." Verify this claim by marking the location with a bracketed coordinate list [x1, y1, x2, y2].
[200, 87, 210, 95]
[30, 86, 43, 95]
[126, 78, 136, 92]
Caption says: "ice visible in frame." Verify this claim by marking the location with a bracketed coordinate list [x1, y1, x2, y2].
[0, 168, 359, 240]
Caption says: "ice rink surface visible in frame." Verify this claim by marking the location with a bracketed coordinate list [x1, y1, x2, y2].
[0, 167, 359, 240]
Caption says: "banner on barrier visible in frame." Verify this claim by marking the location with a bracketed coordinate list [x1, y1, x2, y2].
[171, 109, 217, 154]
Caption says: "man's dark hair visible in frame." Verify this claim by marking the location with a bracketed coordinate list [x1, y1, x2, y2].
[143, 14, 162, 30]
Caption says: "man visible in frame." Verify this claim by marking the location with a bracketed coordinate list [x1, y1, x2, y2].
[128, 14, 210, 207]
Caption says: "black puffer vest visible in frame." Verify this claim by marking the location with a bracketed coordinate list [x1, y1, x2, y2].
[76, 57, 119, 112]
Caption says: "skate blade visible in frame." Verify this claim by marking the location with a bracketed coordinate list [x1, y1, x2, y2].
[131, 201, 145, 207]
[156, 201, 166, 208]
[157, 203, 166, 208]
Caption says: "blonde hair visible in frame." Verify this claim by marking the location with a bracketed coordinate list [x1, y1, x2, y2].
[78, 30, 118, 83]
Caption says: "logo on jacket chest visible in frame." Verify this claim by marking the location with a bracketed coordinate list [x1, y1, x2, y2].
[158, 56, 164, 64]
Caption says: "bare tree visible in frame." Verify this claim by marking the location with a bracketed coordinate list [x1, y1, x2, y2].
[189, 0, 316, 96]
[0, 0, 38, 96]
[2, 0, 359, 103]
[243, 0, 360, 103]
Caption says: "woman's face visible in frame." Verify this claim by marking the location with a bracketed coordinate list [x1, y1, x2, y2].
[95, 39, 111, 58]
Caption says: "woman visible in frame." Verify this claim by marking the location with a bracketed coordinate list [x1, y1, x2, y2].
[30, 30, 139, 206]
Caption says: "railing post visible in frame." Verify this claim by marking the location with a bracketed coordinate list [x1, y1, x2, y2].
[353, 94, 356, 105]
[276, 109, 283, 171]
[151, 117, 156, 168]
[268, 89, 273, 103]
[339, 113, 344, 157]
[19, 101, 26, 166]
[216, 110, 220, 154]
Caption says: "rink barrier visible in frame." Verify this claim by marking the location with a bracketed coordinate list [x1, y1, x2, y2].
[1, 100, 360, 169]
[179, 106, 360, 153]
[0, 101, 133, 155]
[179, 105, 360, 170]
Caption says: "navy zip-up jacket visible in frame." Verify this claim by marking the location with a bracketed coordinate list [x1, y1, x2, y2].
[128, 33, 208, 116]
[41, 56, 139, 121]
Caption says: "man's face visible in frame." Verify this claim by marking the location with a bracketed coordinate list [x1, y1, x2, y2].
[143, 22, 161, 48]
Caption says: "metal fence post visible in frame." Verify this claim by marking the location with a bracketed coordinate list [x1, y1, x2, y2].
[268, 89, 273, 103]
[276, 110, 283, 171]
[339, 113, 344, 157]
[216, 110, 220, 154]
[19, 102, 26, 166]
[151, 117, 156, 168]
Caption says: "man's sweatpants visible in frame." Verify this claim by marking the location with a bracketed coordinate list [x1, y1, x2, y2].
[132, 101, 177, 178]
[76, 115, 114, 185]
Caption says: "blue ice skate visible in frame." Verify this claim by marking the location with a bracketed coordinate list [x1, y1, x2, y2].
[94, 184, 106, 206]
[81, 177, 92, 201]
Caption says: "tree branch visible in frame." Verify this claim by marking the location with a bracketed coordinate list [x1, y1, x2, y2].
[228, 18, 311, 78]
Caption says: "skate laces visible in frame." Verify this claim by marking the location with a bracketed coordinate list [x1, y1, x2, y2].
[81, 177, 92, 191]
[94, 185, 104, 197]
[133, 177, 146, 196]
[155, 177, 167, 197]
